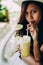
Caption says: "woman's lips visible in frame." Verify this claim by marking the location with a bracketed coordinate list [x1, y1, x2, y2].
[28, 21, 37, 29]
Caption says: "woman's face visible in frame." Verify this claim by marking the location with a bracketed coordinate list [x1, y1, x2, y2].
[25, 4, 41, 25]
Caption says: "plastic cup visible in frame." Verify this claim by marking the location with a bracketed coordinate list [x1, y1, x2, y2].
[20, 35, 31, 57]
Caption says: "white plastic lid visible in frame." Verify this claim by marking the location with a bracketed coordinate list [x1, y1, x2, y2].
[23, 35, 31, 42]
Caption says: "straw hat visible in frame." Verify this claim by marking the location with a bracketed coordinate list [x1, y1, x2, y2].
[35, 0, 43, 2]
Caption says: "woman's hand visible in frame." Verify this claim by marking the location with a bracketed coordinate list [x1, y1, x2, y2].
[21, 55, 40, 65]
[27, 23, 38, 40]
[27, 23, 40, 61]
[15, 44, 21, 53]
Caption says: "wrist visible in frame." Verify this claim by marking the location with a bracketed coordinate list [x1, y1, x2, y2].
[33, 36, 38, 42]
[33, 38, 38, 46]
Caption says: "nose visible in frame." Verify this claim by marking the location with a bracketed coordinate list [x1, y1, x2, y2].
[29, 13, 33, 20]
[27, 13, 34, 24]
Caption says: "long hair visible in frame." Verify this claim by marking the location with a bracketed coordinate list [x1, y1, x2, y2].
[18, 1, 43, 23]
[18, 1, 43, 43]
[19, 1, 43, 64]
[18, 1, 43, 63]
[18, 1, 43, 34]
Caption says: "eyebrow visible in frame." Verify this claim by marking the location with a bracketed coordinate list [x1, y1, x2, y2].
[26, 7, 38, 12]
[31, 8, 37, 11]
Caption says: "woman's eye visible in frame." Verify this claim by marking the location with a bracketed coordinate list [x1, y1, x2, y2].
[26, 12, 28, 14]
[32, 10, 37, 13]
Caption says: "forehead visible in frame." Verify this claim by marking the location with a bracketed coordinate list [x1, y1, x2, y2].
[26, 4, 40, 11]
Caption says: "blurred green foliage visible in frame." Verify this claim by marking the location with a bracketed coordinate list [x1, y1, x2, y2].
[0, 4, 9, 22]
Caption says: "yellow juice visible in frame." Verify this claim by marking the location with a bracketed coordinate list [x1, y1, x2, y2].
[20, 36, 31, 57]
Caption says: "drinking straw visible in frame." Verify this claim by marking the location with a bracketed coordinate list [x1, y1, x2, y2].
[27, 25, 28, 36]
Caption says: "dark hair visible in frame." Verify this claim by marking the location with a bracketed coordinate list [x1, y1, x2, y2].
[18, 1, 43, 24]
[18, 1, 43, 63]
[18, 0, 43, 34]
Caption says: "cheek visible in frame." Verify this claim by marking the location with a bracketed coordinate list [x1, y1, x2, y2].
[33, 12, 41, 23]
[25, 15, 29, 22]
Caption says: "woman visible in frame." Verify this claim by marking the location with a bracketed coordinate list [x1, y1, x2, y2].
[17, 1, 43, 65]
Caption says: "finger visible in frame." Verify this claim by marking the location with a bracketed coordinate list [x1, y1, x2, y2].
[30, 29, 35, 35]
[15, 47, 21, 53]
[27, 25, 33, 31]
[15, 49, 19, 53]
[27, 23, 34, 29]
[27, 23, 32, 28]
[27, 24, 38, 32]
[30, 29, 34, 32]
[40, 45, 43, 52]
[27, 23, 37, 30]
